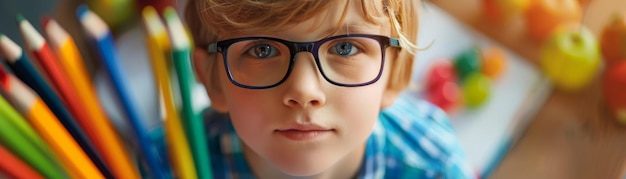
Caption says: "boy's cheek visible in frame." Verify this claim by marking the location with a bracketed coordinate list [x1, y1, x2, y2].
[380, 58, 400, 108]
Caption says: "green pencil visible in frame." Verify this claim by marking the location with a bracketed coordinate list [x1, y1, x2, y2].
[0, 89, 65, 172]
[0, 95, 66, 179]
[164, 7, 213, 179]
[0, 66, 63, 171]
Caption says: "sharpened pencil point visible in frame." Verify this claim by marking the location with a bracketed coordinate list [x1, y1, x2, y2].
[76, 5, 88, 19]
[163, 7, 175, 19]
[41, 16, 51, 27]
[16, 14, 24, 23]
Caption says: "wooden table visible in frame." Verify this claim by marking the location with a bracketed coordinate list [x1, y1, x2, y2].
[430, 0, 626, 178]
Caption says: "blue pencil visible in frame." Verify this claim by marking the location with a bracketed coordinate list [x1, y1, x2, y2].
[0, 32, 113, 178]
[77, 5, 169, 179]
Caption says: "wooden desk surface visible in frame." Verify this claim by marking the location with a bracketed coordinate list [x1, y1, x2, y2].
[429, 0, 626, 178]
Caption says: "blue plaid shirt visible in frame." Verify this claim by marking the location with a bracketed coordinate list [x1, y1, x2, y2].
[203, 96, 475, 179]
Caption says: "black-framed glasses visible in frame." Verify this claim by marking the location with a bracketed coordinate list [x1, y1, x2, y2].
[206, 34, 400, 89]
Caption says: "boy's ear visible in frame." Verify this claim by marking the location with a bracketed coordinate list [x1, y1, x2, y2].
[193, 48, 229, 113]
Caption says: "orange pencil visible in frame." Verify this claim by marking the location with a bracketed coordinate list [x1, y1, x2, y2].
[0, 66, 67, 179]
[0, 33, 104, 179]
[4, 75, 104, 179]
[18, 15, 113, 178]
[18, 15, 97, 134]
[43, 17, 141, 179]
[0, 145, 44, 179]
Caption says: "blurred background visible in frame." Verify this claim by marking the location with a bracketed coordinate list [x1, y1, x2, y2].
[0, 0, 57, 48]
[0, 0, 625, 178]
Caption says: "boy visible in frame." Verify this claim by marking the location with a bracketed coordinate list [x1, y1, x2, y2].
[185, 0, 474, 178]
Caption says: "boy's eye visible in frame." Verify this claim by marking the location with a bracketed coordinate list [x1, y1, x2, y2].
[246, 44, 278, 58]
[330, 42, 359, 56]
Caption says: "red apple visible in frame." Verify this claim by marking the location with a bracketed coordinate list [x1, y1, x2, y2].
[426, 81, 462, 113]
[602, 60, 626, 125]
[540, 23, 601, 92]
[426, 60, 457, 93]
[425, 60, 462, 113]
[600, 12, 626, 66]
[524, 0, 581, 42]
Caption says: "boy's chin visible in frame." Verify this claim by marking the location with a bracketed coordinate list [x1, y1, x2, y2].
[274, 162, 332, 177]
[270, 155, 340, 177]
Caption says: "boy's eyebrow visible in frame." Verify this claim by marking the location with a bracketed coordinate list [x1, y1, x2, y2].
[327, 23, 384, 36]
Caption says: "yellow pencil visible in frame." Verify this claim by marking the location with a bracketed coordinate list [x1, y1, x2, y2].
[0, 35, 104, 179]
[142, 6, 197, 179]
[43, 17, 140, 179]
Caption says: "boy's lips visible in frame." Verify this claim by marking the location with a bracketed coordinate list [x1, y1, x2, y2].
[276, 123, 332, 131]
[275, 123, 334, 141]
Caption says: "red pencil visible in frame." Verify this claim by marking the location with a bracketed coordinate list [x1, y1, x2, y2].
[18, 15, 93, 119]
[18, 15, 113, 178]
[17, 15, 100, 147]
[0, 145, 45, 179]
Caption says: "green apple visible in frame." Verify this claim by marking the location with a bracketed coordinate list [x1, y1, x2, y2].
[463, 73, 491, 108]
[540, 24, 601, 92]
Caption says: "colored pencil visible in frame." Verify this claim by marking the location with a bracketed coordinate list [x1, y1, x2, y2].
[0, 69, 37, 144]
[0, 32, 104, 179]
[0, 65, 57, 161]
[0, 145, 44, 179]
[11, 81, 101, 179]
[0, 96, 65, 179]
[77, 5, 168, 179]
[164, 7, 213, 179]
[0, 169, 7, 179]
[43, 17, 141, 179]
[0, 86, 44, 152]
[3, 27, 112, 179]
[0, 66, 66, 178]
[4, 72, 104, 179]
[17, 15, 113, 177]
[18, 16, 116, 177]
[143, 6, 197, 179]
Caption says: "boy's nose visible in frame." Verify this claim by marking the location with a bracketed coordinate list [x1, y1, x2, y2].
[282, 53, 326, 109]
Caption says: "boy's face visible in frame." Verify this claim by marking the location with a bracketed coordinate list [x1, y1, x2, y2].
[194, 0, 400, 176]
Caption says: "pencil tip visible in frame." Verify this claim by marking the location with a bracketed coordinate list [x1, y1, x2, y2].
[76, 5, 88, 19]
[41, 16, 51, 27]
[16, 14, 24, 22]
[162, 7, 176, 19]
[163, 6, 174, 14]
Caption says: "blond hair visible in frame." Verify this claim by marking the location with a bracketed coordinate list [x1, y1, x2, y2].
[184, 0, 419, 92]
